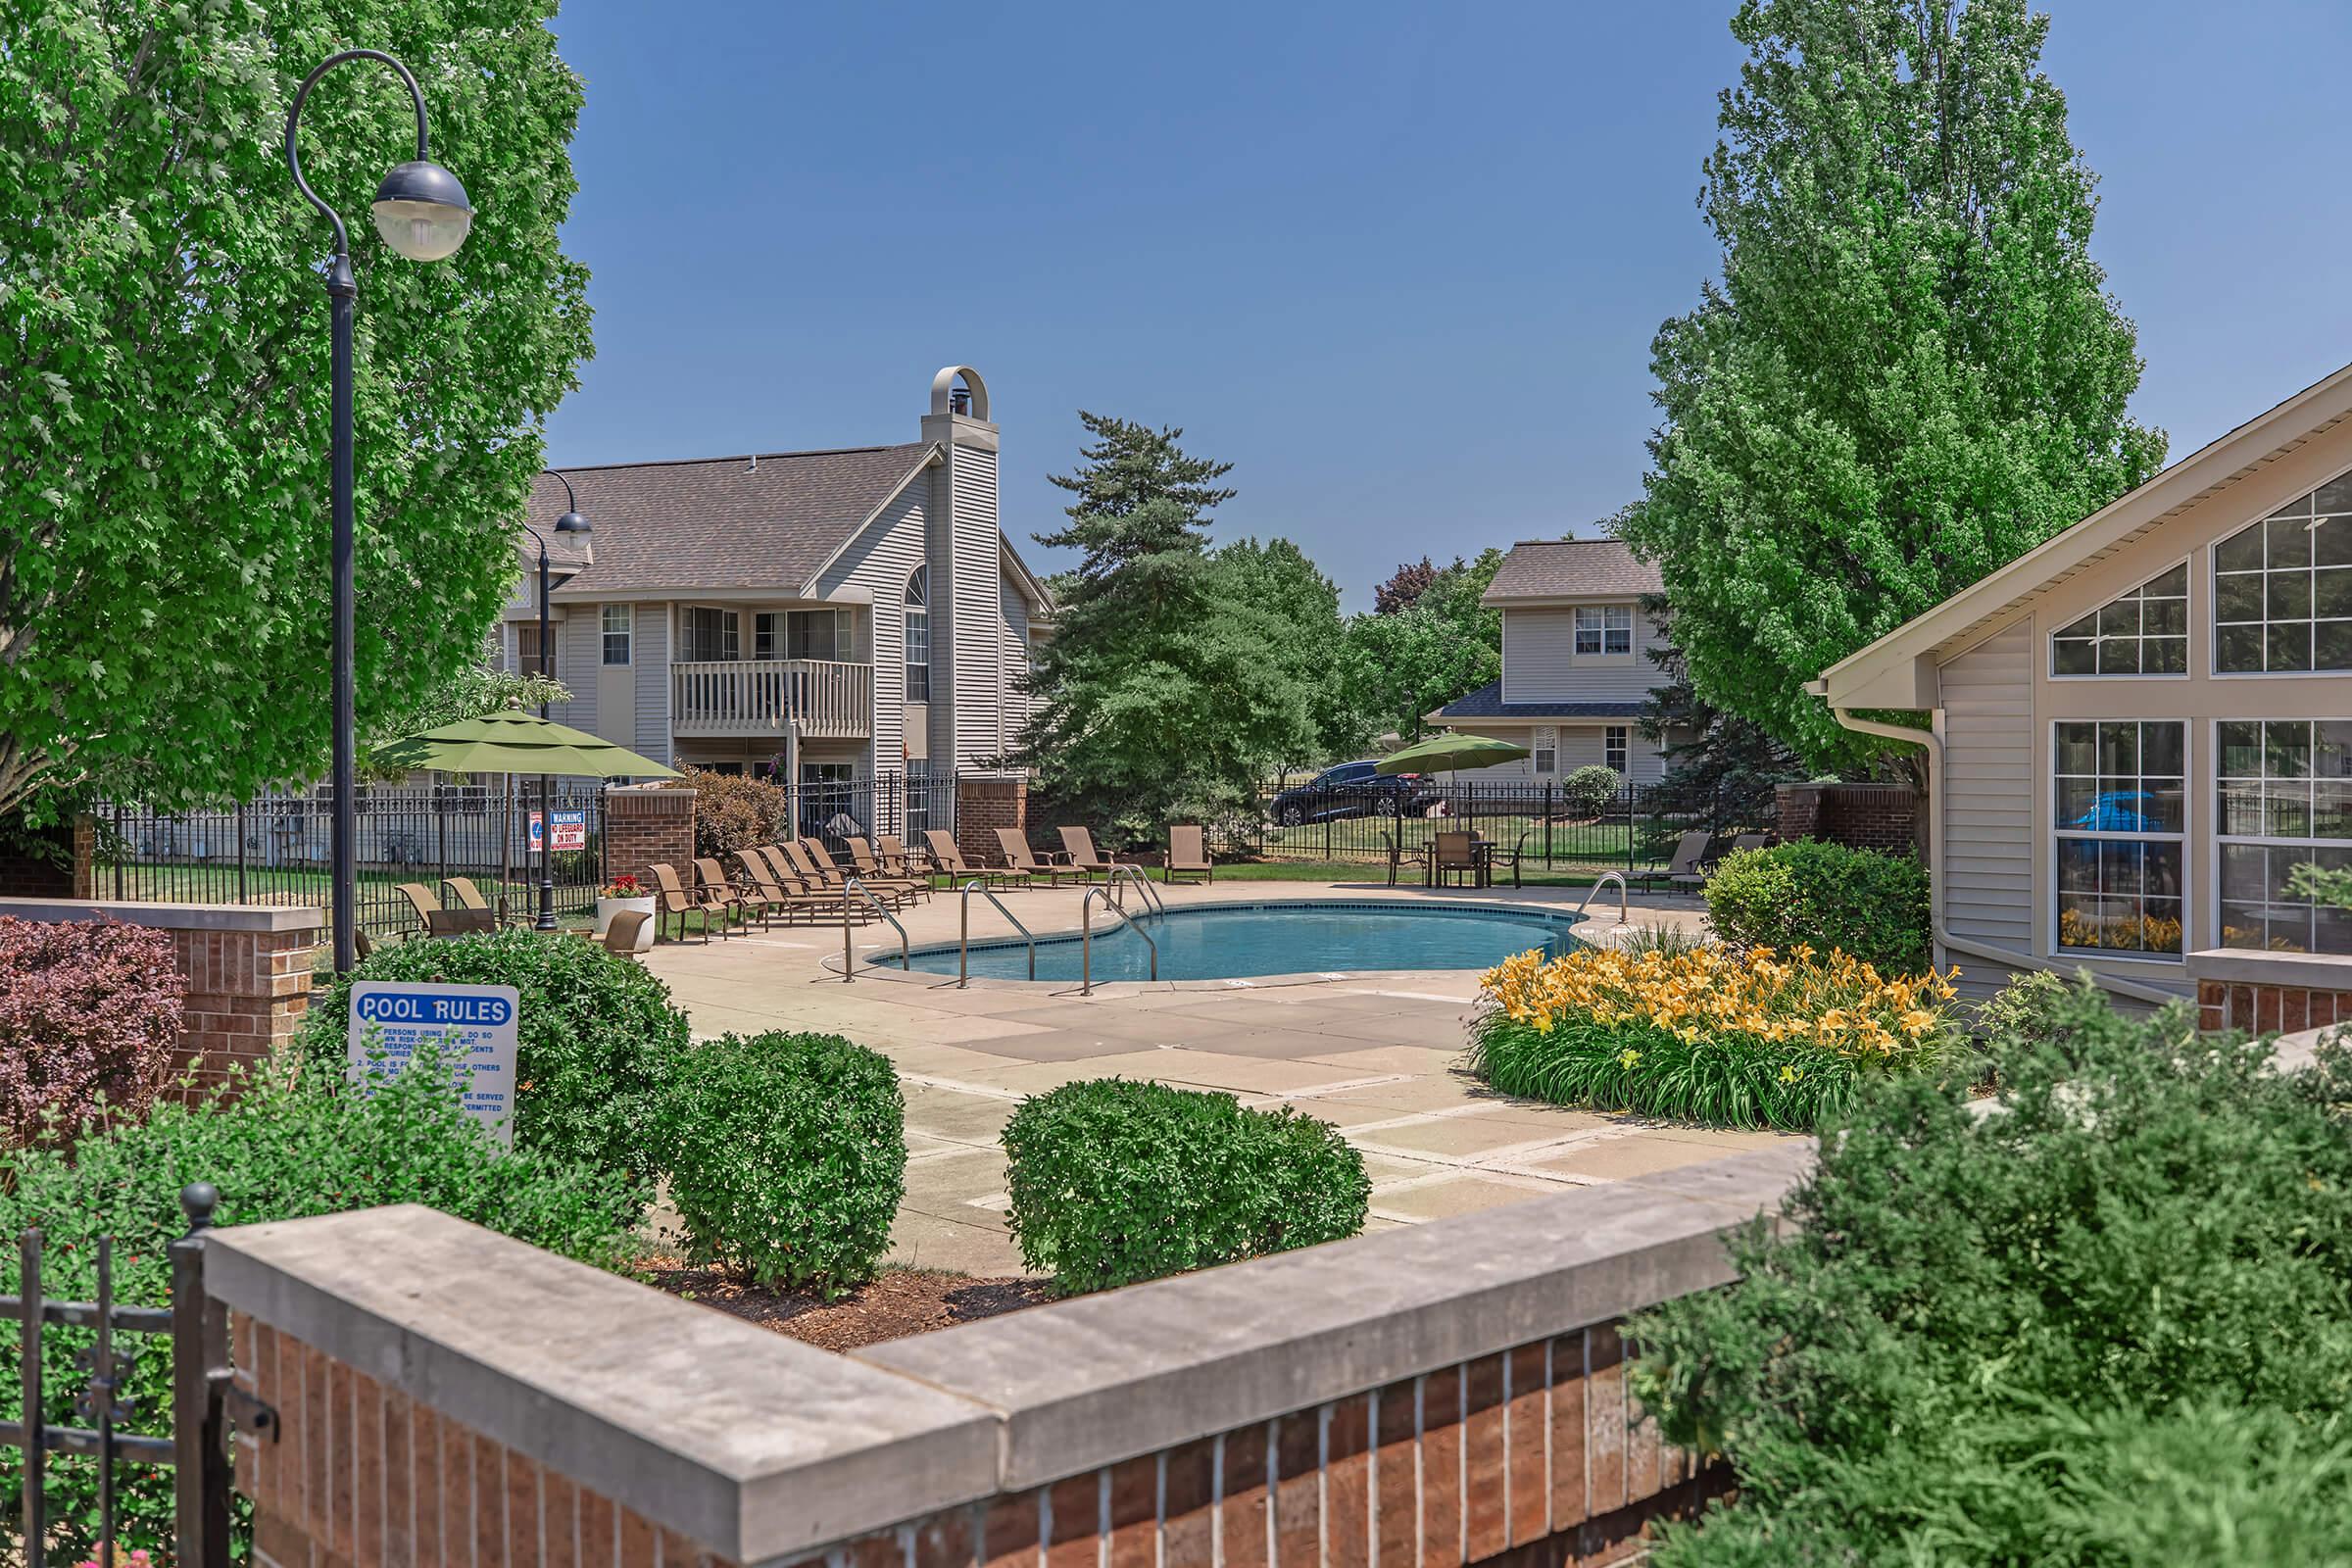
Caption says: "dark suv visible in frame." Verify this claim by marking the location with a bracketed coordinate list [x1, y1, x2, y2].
[1269, 760, 1429, 826]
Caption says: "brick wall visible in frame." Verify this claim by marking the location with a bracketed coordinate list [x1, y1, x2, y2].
[0, 898, 319, 1094]
[2197, 979, 2352, 1035]
[604, 786, 697, 887]
[0, 815, 92, 898]
[229, 1312, 1717, 1568]
[1773, 782, 1922, 858]
[958, 774, 1027, 865]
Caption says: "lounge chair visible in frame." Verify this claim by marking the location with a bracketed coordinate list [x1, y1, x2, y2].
[650, 861, 734, 944]
[925, 830, 1021, 890]
[400, 881, 486, 938]
[698, 857, 772, 931]
[997, 828, 1071, 886]
[1729, 833, 1769, 857]
[1164, 824, 1213, 885]
[737, 848, 844, 924]
[441, 876, 517, 928]
[1057, 826, 1127, 884]
[1633, 829, 1714, 895]
[1430, 830, 1481, 889]
[847, 837, 931, 902]
[783, 840, 914, 907]
[877, 833, 930, 881]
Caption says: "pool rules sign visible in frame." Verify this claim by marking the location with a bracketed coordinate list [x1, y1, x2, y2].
[347, 981, 521, 1145]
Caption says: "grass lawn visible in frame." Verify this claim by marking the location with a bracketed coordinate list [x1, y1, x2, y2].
[1207, 860, 1621, 890]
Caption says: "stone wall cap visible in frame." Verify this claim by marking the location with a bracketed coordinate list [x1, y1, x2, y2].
[857, 1145, 1810, 1488]
[2186, 947, 2352, 991]
[0, 897, 322, 933]
[205, 1205, 999, 1562]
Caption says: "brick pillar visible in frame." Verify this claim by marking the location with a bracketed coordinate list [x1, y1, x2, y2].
[1773, 783, 1824, 845]
[956, 774, 1026, 865]
[0, 814, 94, 898]
[1774, 783, 1920, 857]
[604, 786, 697, 887]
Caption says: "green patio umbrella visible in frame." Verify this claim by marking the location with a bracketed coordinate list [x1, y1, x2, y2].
[1376, 732, 1530, 774]
[370, 708, 680, 778]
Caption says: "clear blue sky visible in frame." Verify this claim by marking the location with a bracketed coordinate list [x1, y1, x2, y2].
[543, 0, 2352, 609]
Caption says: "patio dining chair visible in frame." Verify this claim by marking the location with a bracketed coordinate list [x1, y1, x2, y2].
[1430, 830, 1482, 889]
[1163, 824, 1213, 885]
[1057, 826, 1126, 884]
[996, 828, 1072, 886]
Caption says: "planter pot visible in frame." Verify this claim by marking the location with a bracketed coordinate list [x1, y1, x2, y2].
[595, 895, 658, 952]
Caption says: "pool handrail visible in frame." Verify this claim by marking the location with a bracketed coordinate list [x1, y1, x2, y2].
[838, 876, 907, 982]
[1081, 885, 1158, 996]
[1580, 870, 1629, 926]
[958, 877, 1037, 985]
[1106, 862, 1165, 920]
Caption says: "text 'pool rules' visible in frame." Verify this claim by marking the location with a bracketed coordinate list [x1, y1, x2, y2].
[346, 980, 521, 1145]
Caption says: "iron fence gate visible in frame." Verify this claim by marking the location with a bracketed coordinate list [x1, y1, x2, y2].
[1229, 779, 1774, 873]
[95, 783, 609, 935]
[4, 1185, 265, 1568]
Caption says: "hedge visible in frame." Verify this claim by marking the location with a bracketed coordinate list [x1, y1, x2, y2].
[1002, 1078, 1369, 1294]
[1703, 839, 1932, 973]
[662, 1031, 906, 1298]
[671, 767, 791, 858]
[0, 915, 186, 1148]
[300, 928, 691, 1202]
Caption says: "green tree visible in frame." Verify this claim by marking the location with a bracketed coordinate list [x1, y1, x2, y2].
[1637, 599, 1807, 820]
[1342, 549, 1505, 742]
[1618, 0, 2164, 770]
[1210, 536, 1364, 763]
[1017, 414, 1317, 832]
[0, 0, 594, 817]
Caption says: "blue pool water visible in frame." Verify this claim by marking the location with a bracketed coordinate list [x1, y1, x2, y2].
[898, 900, 1586, 983]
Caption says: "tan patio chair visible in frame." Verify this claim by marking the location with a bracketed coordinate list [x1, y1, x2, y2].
[997, 828, 1072, 886]
[599, 909, 651, 957]
[699, 857, 772, 930]
[846, 837, 930, 902]
[1431, 830, 1481, 889]
[1632, 829, 1715, 895]
[1057, 826, 1126, 884]
[650, 861, 734, 944]
[925, 830, 1022, 890]
[783, 840, 912, 907]
[1164, 824, 1213, 885]
[877, 833, 929, 881]
[400, 881, 486, 937]
[736, 848, 843, 924]
[441, 876, 516, 928]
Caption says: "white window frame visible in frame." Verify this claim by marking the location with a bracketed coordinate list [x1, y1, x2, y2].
[905, 567, 931, 703]
[1573, 604, 1634, 657]
[679, 605, 738, 664]
[1532, 725, 1557, 775]
[2048, 558, 2189, 679]
[2049, 718, 2187, 961]
[2212, 716, 2352, 955]
[2212, 463, 2352, 677]
[1604, 725, 1630, 774]
[600, 603, 632, 667]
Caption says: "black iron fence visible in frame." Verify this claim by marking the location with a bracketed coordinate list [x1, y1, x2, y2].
[791, 768, 957, 852]
[1226, 779, 1773, 874]
[95, 783, 608, 933]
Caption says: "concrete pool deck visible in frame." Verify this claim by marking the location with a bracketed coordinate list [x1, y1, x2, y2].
[639, 875, 1800, 1277]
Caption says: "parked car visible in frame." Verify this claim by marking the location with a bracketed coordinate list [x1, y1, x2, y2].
[1269, 760, 1430, 826]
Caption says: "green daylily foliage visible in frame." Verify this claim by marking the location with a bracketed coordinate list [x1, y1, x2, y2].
[0, 0, 593, 817]
[1618, 0, 2165, 770]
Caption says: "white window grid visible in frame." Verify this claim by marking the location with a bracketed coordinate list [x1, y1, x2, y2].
[2213, 474, 2352, 674]
[2049, 562, 2187, 676]
[2052, 719, 2186, 957]
[1573, 605, 1633, 657]
[600, 604, 631, 666]
[2215, 717, 2352, 954]
[1604, 725, 1629, 773]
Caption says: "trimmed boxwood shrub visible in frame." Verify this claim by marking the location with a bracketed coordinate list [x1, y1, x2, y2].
[300, 928, 691, 1200]
[1703, 839, 1932, 973]
[662, 1031, 906, 1298]
[1630, 984, 2352, 1565]
[0, 1052, 641, 1562]
[1003, 1078, 1370, 1294]
[1562, 764, 1623, 818]
[0, 915, 186, 1148]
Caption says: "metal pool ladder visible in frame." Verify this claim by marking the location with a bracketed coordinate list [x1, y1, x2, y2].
[838, 876, 907, 982]
[958, 877, 1037, 986]
[1107, 862, 1165, 919]
[1581, 870, 1629, 926]
[1081, 884, 1158, 996]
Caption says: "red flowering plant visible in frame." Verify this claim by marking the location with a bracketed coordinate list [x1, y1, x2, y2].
[0, 915, 186, 1149]
[599, 873, 645, 899]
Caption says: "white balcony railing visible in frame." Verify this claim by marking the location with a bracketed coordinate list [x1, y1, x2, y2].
[670, 659, 872, 739]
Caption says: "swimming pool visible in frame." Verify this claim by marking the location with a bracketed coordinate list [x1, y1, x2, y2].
[895, 899, 1587, 984]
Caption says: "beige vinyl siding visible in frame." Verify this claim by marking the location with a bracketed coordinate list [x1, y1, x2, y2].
[1499, 608, 1665, 706]
[1441, 723, 1668, 784]
[813, 483, 930, 773]
[551, 606, 599, 740]
[949, 444, 1003, 768]
[1941, 624, 2034, 991]
[631, 603, 669, 767]
[1001, 572, 1032, 745]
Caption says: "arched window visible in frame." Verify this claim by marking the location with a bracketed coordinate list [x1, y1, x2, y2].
[905, 566, 931, 702]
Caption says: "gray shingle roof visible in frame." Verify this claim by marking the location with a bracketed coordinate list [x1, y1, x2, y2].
[1432, 682, 1646, 721]
[1482, 539, 1662, 604]
[530, 444, 937, 596]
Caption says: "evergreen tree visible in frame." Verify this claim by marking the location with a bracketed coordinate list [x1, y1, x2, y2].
[1618, 0, 2165, 770]
[1636, 601, 1807, 822]
[1017, 415, 1315, 834]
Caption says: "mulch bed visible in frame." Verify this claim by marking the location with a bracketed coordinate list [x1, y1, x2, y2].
[638, 1256, 1054, 1351]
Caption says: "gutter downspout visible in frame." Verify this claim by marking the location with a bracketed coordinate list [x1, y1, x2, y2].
[1820, 699, 2179, 1008]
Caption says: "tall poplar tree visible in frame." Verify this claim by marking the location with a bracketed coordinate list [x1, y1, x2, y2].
[1619, 0, 2165, 769]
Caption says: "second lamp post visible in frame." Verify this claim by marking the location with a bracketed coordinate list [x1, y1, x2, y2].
[526, 472, 592, 928]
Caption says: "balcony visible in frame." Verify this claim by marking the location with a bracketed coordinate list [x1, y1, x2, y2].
[671, 659, 872, 740]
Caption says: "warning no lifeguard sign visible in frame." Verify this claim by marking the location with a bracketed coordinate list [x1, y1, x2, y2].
[347, 980, 520, 1145]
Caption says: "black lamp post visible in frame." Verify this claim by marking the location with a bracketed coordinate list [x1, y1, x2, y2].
[526, 472, 592, 929]
[285, 49, 474, 974]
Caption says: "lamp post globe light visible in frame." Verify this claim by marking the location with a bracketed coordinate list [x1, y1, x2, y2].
[527, 472, 592, 929]
[284, 49, 473, 973]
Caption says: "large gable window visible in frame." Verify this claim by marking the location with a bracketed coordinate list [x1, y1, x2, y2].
[2218, 719, 2352, 953]
[904, 566, 931, 702]
[2054, 720, 2184, 956]
[2050, 564, 2186, 675]
[2214, 476, 2352, 672]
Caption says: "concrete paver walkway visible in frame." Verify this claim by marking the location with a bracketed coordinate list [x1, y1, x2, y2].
[641, 875, 1795, 1276]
